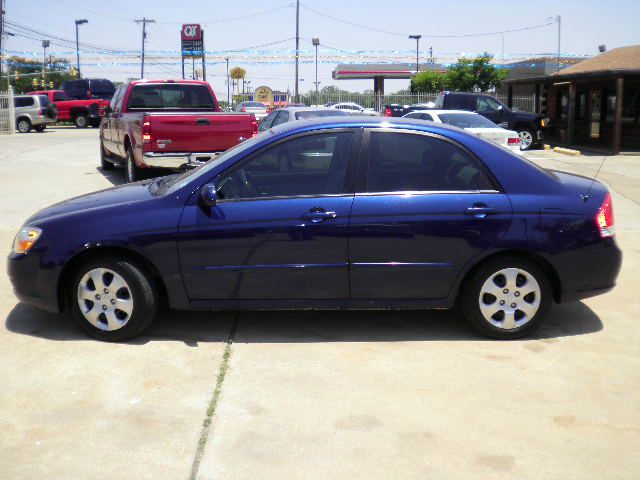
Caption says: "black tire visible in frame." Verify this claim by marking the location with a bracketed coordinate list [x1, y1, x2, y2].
[70, 256, 158, 341]
[17, 118, 31, 133]
[460, 256, 552, 339]
[34, 125, 47, 132]
[125, 145, 142, 182]
[90, 118, 101, 128]
[100, 137, 115, 170]
[517, 128, 536, 151]
[74, 114, 89, 128]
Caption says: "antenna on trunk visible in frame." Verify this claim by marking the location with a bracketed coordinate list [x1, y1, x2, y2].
[582, 156, 608, 202]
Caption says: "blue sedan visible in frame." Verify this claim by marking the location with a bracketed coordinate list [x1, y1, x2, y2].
[8, 117, 621, 341]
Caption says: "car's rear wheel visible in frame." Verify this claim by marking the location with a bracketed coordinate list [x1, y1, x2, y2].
[70, 257, 158, 341]
[34, 125, 47, 132]
[126, 145, 142, 182]
[461, 256, 552, 339]
[100, 137, 114, 170]
[74, 114, 89, 128]
[17, 118, 31, 133]
[518, 128, 535, 150]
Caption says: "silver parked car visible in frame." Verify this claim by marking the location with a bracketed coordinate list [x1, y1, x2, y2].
[258, 107, 350, 132]
[234, 101, 268, 121]
[14, 95, 57, 133]
[330, 102, 379, 116]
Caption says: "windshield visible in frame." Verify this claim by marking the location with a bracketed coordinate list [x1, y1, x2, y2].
[437, 113, 500, 129]
[127, 84, 216, 110]
[295, 110, 349, 120]
[150, 133, 272, 195]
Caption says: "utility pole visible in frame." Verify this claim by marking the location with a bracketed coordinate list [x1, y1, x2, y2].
[75, 19, 88, 78]
[429, 46, 433, 64]
[225, 57, 230, 108]
[0, 0, 4, 88]
[135, 17, 155, 79]
[409, 35, 422, 73]
[294, 0, 300, 102]
[312, 37, 319, 106]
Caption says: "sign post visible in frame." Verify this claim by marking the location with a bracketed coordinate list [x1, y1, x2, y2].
[181, 24, 206, 81]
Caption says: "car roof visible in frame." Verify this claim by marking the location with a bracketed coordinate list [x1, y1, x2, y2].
[269, 115, 470, 136]
[407, 110, 479, 116]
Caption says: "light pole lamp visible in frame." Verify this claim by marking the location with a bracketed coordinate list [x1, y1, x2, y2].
[75, 19, 88, 78]
[409, 34, 422, 73]
[312, 37, 320, 106]
[41, 40, 50, 86]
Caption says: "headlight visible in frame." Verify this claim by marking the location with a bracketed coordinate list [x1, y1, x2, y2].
[13, 226, 42, 254]
[540, 118, 550, 128]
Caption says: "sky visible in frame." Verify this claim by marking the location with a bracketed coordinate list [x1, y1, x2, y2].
[2, 0, 640, 96]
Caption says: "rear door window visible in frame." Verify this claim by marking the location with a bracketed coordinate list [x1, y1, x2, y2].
[14, 97, 34, 108]
[366, 131, 494, 192]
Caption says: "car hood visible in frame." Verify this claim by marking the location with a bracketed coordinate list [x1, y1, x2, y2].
[26, 180, 155, 224]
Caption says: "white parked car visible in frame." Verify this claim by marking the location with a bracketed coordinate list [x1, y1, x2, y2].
[234, 101, 269, 121]
[330, 102, 379, 116]
[403, 109, 521, 153]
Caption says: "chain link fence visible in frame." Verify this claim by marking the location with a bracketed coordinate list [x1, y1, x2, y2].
[0, 87, 16, 135]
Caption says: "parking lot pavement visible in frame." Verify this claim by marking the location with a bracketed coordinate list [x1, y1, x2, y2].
[1, 130, 639, 479]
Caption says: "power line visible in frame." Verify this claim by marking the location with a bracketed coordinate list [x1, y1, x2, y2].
[155, 4, 295, 25]
[301, 4, 554, 38]
[135, 17, 155, 78]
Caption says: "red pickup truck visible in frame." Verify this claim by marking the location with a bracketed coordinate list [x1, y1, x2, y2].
[27, 90, 108, 128]
[99, 79, 258, 182]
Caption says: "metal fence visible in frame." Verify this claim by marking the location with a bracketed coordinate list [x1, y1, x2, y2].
[0, 88, 16, 135]
[228, 91, 537, 114]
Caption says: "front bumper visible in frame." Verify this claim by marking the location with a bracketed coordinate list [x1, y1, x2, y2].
[7, 252, 64, 313]
[142, 151, 223, 170]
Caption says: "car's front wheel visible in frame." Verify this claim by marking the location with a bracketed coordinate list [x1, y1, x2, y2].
[74, 114, 89, 128]
[461, 256, 552, 339]
[70, 257, 158, 341]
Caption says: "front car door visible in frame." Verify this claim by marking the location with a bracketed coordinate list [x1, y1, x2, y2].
[178, 129, 360, 302]
[476, 96, 508, 128]
[349, 129, 512, 300]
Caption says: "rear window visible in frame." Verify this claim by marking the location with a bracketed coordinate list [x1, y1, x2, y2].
[127, 84, 216, 110]
[53, 92, 67, 101]
[242, 102, 266, 108]
[294, 110, 349, 120]
[37, 95, 50, 106]
[88, 79, 115, 97]
[437, 113, 499, 128]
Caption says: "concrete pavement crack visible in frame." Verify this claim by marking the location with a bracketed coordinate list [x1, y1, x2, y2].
[188, 313, 239, 480]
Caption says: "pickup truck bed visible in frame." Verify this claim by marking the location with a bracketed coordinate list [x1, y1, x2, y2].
[100, 79, 258, 182]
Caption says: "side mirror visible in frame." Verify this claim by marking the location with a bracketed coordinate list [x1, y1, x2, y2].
[199, 183, 219, 207]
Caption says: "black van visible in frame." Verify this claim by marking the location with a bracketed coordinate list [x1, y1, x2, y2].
[61, 78, 116, 101]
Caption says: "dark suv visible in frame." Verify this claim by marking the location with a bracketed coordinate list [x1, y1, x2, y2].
[435, 91, 547, 150]
[62, 78, 116, 101]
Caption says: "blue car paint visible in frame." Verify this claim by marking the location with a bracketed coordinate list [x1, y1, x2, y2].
[8, 117, 621, 314]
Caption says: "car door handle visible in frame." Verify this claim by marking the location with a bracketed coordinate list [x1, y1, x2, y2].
[464, 206, 497, 218]
[301, 209, 337, 223]
[196, 118, 210, 125]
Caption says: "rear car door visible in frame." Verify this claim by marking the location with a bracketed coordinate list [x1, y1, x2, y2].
[349, 129, 512, 299]
[178, 129, 360, 301]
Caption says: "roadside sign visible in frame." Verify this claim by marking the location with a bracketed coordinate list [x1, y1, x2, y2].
[181, 24, 204, 57]
[254, 86, 273, 105]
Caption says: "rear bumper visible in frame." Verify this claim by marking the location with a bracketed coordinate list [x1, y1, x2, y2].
[141, 151, 223, 170]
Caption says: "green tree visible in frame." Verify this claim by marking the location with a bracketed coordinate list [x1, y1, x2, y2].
[410, 71, 448, 94]
[6, 56, 74, 93]
[229, 67, 246, 94]
[411, 53, 507, 94]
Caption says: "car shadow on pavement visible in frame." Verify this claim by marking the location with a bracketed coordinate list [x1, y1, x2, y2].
[5, 300, 602, 345]
[97, 167, 127, 187]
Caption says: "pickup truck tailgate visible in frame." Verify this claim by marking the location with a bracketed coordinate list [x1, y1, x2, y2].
[147, 112, 254, 153]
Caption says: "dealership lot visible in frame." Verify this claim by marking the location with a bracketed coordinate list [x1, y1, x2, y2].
[1, 128, 639, 479]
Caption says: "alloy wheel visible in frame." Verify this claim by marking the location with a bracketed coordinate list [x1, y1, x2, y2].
[478, 268, 541, 330]
[77, 268, 134, 331]
[18, 120, 30, 133]
[519, 130, 533, 150]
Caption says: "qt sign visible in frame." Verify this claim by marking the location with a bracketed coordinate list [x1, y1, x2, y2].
[181, 24, 202, 41]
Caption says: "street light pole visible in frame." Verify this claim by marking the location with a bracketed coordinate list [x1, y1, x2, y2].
[409, 35, 422, 73]
[312, 37, 319, 106]
[42, 40, 49, 86]
[294, 0, 300, 103]
[225, 57, 230, 108]
[75, 19, 88, 78]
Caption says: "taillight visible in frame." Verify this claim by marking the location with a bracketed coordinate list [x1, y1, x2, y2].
[595, 192, 615, 238]
[142, 114, 152, 147]
[507, 137, 520, 145]
[250, 114, 258, 136]
[241, 107, 246, 112]
[38, 109, 44, 115]
[384, 107, 392, 117]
